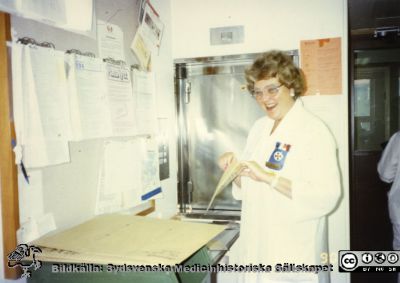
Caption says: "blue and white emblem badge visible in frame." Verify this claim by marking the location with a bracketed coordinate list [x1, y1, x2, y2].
[265, 142, 291, 170]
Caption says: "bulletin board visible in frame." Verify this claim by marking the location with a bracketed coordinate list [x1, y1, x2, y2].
[1, 0, 162, 278]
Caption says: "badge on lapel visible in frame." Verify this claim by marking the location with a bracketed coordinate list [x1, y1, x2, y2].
[265, 142, 291, 170]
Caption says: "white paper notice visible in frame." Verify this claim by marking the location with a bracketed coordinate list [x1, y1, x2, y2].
[17, 218, 40, 244]
[95, 162, 122, 216]
[130, 2, 164, 69]
[17, 213, 57, 243]
[28, 46, 72, 142]
[20, 0, 66, 24]
[23, 140, 71, 169]
[67, 54, 112, 140]
[11, 43, 25, 147]
[0, 0, 93, 34]
[97, 20, 125, 61]
[95, 140, 143, 215]
[130, 26, 151, 70]
[22, 46, 45, 145]
[14, 44, 71, 168]
[103, 140, 142, 194]
[64, 0, 93, 32]
[140, 3, 164, 51]
[132, 70, 158, 135]
[139, 137, 162, 201]
[105, 62, 137, 136]
[18, 169, 44, 224]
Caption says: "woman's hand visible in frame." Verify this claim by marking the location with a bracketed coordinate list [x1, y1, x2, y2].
[241, 161, 292, 198]
[218, 152, 237, 171]
[218, 152, 242, 187]
[241, 161, 275, 183]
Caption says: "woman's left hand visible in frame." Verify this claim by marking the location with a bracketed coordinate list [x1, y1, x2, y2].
[241, 161, 275, 184]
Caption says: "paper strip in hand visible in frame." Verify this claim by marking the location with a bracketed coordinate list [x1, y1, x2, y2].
[207, 161, 245, 211]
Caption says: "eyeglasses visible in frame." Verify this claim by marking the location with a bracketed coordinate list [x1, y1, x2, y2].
[252, 84, 283, 99]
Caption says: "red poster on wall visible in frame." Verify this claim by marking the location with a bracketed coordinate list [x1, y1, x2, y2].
[300, 37, 342, 95]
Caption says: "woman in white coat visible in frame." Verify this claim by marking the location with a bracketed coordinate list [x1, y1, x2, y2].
[219, 51, 341, 283]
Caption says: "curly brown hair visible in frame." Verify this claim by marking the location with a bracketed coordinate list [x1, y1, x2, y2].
[245, 50, 305, 98]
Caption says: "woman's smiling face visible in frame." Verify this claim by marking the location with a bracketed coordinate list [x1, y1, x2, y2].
[253, 77, 295, 122]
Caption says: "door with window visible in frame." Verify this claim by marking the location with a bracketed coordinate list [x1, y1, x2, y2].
[351, 48, 400, 283]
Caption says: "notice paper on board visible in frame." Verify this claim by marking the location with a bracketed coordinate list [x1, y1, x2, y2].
[11, 43, 71, 168]
[95, 137, 162, 216]
[130, 27, 151, 70]
[95, 140, 142, 215]
[140, 2, 164, 51]
[97, 20, 125, 61]
[139, 136, 162, 202]
[67, 54, 112, 140]
[132, 70, 158, 135]
[105, 62, 137, 136]
[0, 0, 94, 34]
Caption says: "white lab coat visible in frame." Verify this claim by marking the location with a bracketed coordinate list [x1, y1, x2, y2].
[231, 99, 341, 283]
[377, 131, 400, 251]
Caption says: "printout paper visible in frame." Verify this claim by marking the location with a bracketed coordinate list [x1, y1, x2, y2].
[0, 0, 93, 33]
[12, 43, 71, 168]
[18, 169, 44, 224]
[105, 62, 137, 136]
[139, 137, 162, 201]
[67, 54, 112, 140]
[132, 70, 158, 135]
[207, 160, 245, 211]
[130, 27, 151, 70]
[97, 20, 125, 61]
[300, 37, 342, 95]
